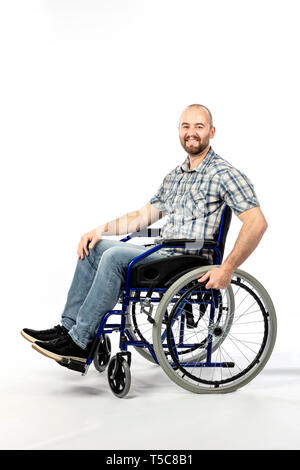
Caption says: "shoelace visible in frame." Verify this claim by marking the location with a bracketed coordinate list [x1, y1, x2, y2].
[50, 333, 71, 346]
[52, 325, 68, 336]
[47, 324, 61, 333]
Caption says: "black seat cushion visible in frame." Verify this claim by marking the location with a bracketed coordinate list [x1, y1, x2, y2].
[130, 255, 212, 288]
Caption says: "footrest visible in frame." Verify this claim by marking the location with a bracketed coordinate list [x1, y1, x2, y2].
[57, 358, 87, 373]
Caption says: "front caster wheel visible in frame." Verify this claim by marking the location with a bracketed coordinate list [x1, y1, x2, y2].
[107, 355, 131, 398]
[93, 334, 111, 373]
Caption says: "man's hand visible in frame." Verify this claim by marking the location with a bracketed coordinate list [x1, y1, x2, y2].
[198, 266, 233, 289]
[77, 229, 101, 259]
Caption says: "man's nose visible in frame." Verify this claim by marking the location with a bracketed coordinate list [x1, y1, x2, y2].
[186, 127, 198, 136]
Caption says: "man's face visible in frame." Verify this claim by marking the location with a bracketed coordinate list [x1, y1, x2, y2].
[179, 107, 215, 156]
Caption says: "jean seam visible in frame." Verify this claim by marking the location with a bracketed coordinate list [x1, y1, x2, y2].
[61, 320, 72, 331]
[84, 253, 97, 271]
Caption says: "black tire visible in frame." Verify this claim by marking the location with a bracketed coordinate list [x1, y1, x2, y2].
[93, 334, 111, 373]
[107, 355, 131, 398]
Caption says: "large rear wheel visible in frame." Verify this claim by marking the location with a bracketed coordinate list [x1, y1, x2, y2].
[152, 266, 277, 394]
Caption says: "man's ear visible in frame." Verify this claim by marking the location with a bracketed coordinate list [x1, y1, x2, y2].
[210, 126, 216, 139]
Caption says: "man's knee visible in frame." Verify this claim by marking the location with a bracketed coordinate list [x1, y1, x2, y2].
[92, 239, 124, 256]
[100, 245, 137, 271]
[101, 245, 125, 261]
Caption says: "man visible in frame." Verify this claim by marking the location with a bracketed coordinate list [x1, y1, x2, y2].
[21, 104, 268, 365]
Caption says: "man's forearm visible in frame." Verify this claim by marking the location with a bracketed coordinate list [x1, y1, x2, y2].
[221, 219, 268, 273]
[96, 204, 163, 237]
[96, 211, 146, 237]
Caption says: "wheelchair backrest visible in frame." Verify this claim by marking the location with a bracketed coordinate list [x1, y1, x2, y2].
[214, 204, 232, 263]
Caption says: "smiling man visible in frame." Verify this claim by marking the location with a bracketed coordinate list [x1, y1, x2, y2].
[177, 105, 267, 289]
[21, 104, 268, 365]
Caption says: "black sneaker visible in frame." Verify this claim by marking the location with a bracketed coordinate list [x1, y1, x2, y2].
[32, 334, 90, 363]
[21, 324, 69, 343]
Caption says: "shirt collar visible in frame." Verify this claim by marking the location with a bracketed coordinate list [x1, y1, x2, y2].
[179, 147, 215, 174]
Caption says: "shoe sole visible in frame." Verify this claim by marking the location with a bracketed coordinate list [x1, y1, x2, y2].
[21, 330, 39, 343]
[32, 343, 87, 363]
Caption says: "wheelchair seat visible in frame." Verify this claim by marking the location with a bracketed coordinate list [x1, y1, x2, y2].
[130, 254, 211, 288]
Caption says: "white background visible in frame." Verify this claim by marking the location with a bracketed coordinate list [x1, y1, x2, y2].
[0, 0, 300, 450]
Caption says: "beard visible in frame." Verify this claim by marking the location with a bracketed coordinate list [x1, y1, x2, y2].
[180, 136, 210, 155]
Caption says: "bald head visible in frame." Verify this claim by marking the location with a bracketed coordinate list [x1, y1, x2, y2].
[180, 104, 213, 129]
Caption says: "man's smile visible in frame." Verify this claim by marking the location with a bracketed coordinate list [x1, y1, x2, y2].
[186, 137, 199, 144]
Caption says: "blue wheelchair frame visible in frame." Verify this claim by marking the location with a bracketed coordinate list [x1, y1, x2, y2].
[82, 206, 231, 371]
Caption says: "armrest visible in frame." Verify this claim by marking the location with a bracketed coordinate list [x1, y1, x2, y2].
[121, 228, 161, 242]
[155, 238, 219, 247]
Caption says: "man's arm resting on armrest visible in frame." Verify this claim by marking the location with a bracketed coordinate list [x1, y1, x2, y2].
[198, 206, 268, 289]
[77, 203, 164, 259]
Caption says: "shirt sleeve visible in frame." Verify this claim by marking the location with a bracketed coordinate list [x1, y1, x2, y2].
[218, 168, 260, 215]
[149, 179, 167, 212]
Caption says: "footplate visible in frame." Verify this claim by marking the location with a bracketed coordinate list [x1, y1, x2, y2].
[57, 358, 89, 375]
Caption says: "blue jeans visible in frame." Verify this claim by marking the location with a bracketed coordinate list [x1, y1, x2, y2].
[61, 239, 168, 349]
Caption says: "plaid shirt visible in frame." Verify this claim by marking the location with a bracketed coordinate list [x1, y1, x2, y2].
[150, 147, 260, 262]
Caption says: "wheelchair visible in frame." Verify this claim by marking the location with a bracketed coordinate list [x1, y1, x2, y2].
[58, 205, 277, 398]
